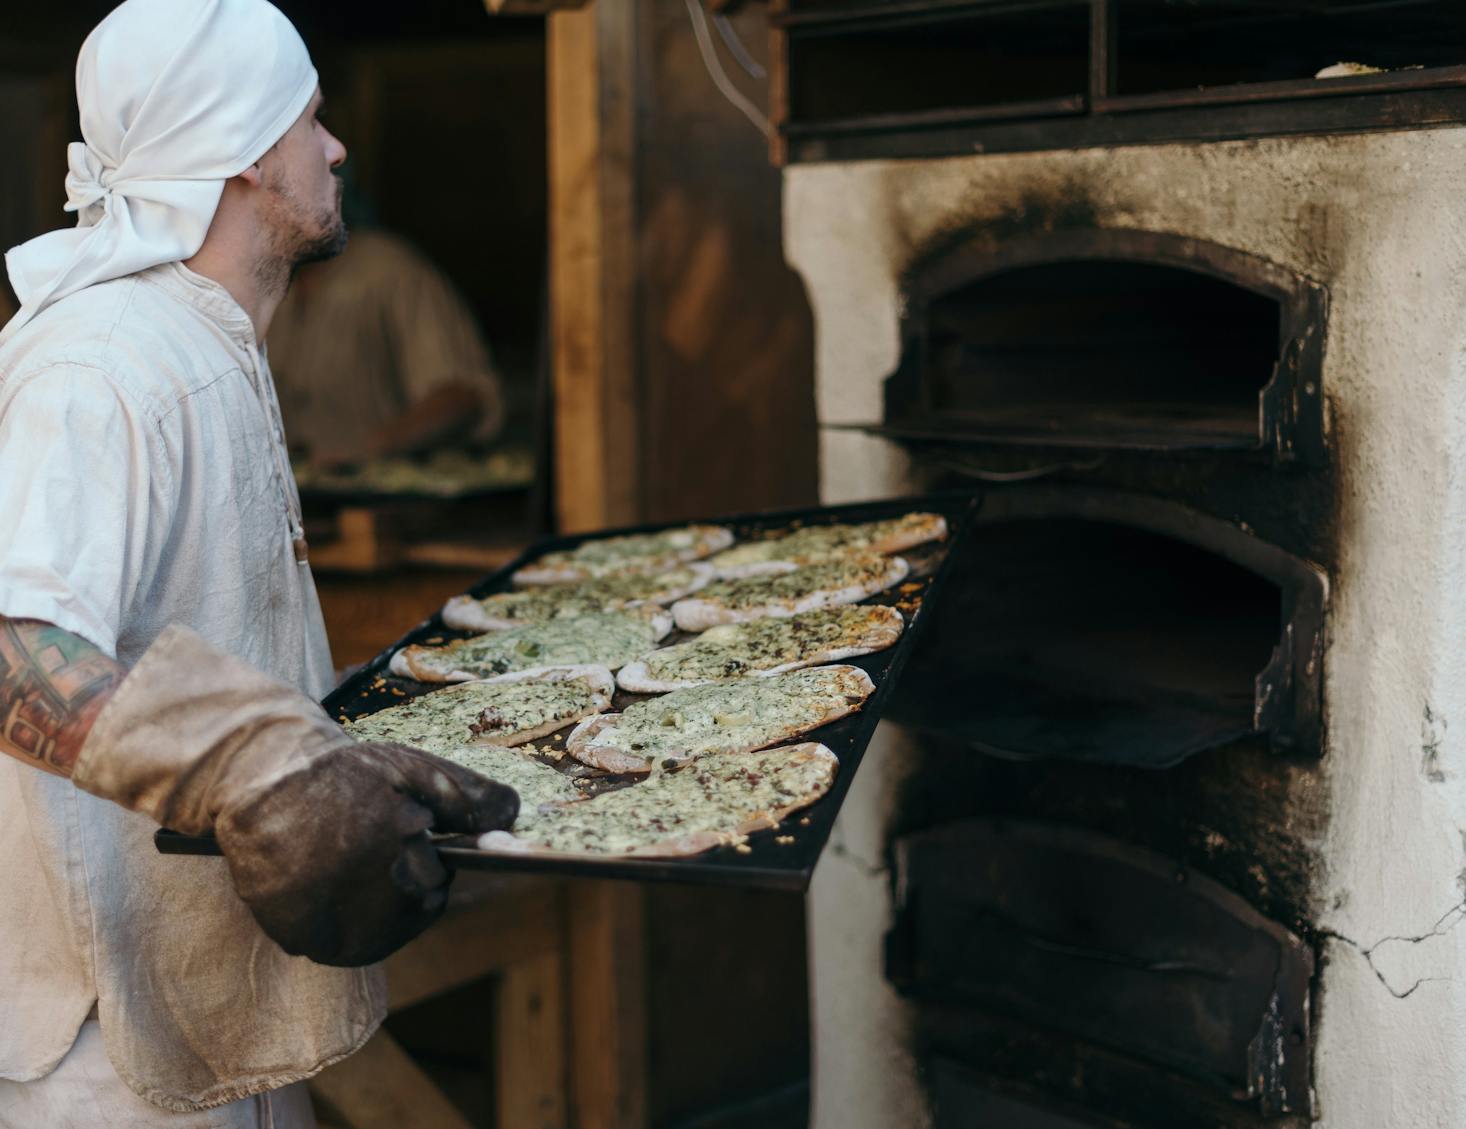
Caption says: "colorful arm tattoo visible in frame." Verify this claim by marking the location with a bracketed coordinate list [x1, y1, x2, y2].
[0, 618, 124, 777]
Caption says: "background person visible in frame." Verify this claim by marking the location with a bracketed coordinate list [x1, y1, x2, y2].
[268, 225, 505, 468]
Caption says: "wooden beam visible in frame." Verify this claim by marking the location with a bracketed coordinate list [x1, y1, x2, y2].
[308, 1029, 474, 1129]
[384, 881, 563, 1012]
[547, 4, 642, 533]
[497, 950, 569, 1129]
[567, 882, 647, 1129]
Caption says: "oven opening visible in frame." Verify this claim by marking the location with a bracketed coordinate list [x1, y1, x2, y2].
[893, 517, 1289, 767]
[886, 819, 1315, 1120]
[912, 258, 1281, 450]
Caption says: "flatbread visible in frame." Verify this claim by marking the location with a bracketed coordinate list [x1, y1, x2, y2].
[618, 605, 904, 693]
[293, 446, 535, 498]
[708, 512, 947, 577]
[670, 554, 909, 633]
[435, 744, 585, 836]
[344, 666, 615, 748]
[565, 664, 874, 773]
[513, 524, 734, 586]
[476, 742, 838, 858]
[442, 563, 713, 632]
[390, 608, 673, 682]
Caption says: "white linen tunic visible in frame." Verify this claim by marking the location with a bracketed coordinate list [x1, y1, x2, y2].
[0, 262, 385, 1111]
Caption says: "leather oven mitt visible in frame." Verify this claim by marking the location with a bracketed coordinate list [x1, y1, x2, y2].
[72, 625, 519, 967]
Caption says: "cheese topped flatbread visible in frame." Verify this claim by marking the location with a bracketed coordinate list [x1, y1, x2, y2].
[390, 608, 673, 682]
[478, 741, 838, 858]
[442, 564, 713, 632]
[670, 553, 908, 633]
[618, 605, 904, 693]
[513, 524, 734, 586]
[436, 744, 585, 835]
[345, 666, 614, 748]
[708, 512, 947, 577]
[565, 664, 874, 773]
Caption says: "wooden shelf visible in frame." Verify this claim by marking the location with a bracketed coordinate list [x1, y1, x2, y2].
[770, 0, 1466, 163]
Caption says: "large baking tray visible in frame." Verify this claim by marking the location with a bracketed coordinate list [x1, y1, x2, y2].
[156, 492, 978, 891]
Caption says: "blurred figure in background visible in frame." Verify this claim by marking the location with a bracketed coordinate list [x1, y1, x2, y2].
[268, 225, 504, 468]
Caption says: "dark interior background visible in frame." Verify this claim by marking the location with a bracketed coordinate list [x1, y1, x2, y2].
[2, 0, 545, 394]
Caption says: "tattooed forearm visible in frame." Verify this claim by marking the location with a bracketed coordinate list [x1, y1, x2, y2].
[0, 617, 124, 776]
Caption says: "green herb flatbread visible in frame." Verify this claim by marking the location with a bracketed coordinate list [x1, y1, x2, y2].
[442, 564, 712, 632]
[618, 605, 903, 693]
[707, 512, 946, 577]
[566, 664, 874, 773]
[390, 608, 672, 682]
[478, 742, 838, 857]
[670, 554, 908, 633]
[512, 525, 734, 585]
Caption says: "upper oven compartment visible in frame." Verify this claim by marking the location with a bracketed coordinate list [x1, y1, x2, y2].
[850, 229, 1326, 465]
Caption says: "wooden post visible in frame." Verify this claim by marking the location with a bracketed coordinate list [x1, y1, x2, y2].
[497, 951, 568, 1129]
[766, 0, 790, 166]
[567, 881, 647, 1129]
[1090, 0, 1117, 107]
[547, 4, 642, 533]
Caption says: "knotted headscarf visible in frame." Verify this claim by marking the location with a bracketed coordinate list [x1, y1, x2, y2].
[1, 0, 318, 343]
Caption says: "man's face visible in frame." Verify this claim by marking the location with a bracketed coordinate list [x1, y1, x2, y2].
[257, 87, 348, 269]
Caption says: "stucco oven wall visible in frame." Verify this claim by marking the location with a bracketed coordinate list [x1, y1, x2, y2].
[785, 133, 1466, 1128]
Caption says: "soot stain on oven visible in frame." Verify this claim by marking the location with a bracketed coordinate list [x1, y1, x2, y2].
[856, 179, 1345, 1124]
[895, 184, 1103, 298]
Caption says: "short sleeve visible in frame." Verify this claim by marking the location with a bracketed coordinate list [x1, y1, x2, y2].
[0, 366, 176, 658]
[386, 246, 505, 442]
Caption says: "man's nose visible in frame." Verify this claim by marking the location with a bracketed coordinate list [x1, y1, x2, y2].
[326, 130, 347, 170]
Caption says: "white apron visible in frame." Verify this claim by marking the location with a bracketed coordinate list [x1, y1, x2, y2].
[0, 262, 385, 1111]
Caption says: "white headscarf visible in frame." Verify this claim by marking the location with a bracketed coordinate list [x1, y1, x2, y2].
[1, 0, 318, 343]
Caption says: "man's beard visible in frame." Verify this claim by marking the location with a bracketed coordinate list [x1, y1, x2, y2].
[290, 179, 349, 269]
[257, 175, 348, 295]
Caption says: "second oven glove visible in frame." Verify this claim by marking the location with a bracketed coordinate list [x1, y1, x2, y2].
[72, 624, 519, 967]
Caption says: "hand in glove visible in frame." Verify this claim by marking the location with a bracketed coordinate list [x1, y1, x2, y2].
[73, 625, 518, 966]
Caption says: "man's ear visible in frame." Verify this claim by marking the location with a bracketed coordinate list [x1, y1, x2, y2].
[235, 162, 265, 188]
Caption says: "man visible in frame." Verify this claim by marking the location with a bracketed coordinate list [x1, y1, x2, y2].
[0, 2, 517, 1126]
[269, 225, 506, 468]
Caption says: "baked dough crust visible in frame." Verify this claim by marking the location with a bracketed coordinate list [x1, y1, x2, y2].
[512, 525, 734, 586]
[671, 555, 908, 633]
[475, 742, 839, 859]
[565, 664, 874, 773]
[617, 604, 903, 693]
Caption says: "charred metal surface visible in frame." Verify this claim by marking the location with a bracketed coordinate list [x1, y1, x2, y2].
[887, 486, 1326, 766]
[870, 228, 1328, 468]
[886, 819, 1314, 1118]
[925, 1061, 1103, 1129]
[889, 732, 1327, 955]
[901, 446, 1337, 565]
[914, 1014, 1313, 1129]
